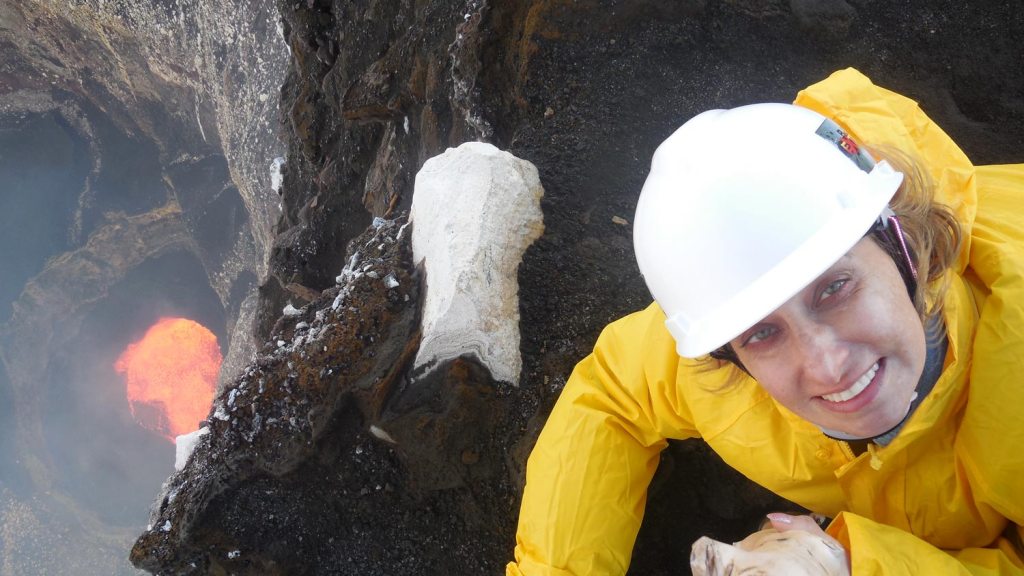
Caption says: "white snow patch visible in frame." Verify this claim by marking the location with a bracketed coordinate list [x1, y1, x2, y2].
[336, 252, 361, 284]
[214, 404, 230, 421]
[194, 96, 207, 143]
[384, 274, 400, 289]
[175, 427, 210, 471]
[283, 303, 302, 316]
[270, 156, 285, 193]
[369, 425, 396, 444]
[409, 142, 544, 386]
[228, 550, 241, 559]
[161, 520, 172, 532]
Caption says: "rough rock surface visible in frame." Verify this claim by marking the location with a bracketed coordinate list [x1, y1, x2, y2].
[131, 216, 517, 575]
[2, 0, 1023, 575]
[1, 0, 286, 572]
[254, 1, 1023, 575]
[0, 0, 290, 397]
[129, 216, 420, 573]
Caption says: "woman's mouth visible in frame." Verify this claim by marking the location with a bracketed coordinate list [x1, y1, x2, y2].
[821, 361, 880, 403]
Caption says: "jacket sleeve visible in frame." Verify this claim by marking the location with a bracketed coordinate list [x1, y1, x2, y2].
[507, 306, 700, 576]
[828, 512, 1024, 575]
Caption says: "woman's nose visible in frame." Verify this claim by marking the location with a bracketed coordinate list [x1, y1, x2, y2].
[795, 324, 848, 389]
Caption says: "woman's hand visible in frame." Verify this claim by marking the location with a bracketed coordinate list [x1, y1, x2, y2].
[765, 513, 850, 575]
[690, 513, 850, 576]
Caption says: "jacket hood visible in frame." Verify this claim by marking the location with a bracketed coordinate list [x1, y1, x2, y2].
[794, 68, 977, 275]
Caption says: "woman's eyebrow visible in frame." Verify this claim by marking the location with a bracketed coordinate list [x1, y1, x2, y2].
[822, 253, 854, 272]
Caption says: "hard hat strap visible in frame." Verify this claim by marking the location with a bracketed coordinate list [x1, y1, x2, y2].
[873, 206, 919, 296]
[885, 212, 918, 281]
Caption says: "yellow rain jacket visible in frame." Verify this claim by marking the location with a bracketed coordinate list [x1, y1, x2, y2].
[508, 68, 1024, 575]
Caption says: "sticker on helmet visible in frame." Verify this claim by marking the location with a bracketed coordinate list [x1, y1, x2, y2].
[815, 119, 875, 173]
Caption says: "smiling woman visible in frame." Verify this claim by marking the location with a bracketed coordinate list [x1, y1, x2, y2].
[508, 68, 1024, 576]
[732, 239, 927, 441]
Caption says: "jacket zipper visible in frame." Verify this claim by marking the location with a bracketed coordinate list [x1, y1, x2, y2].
[867, 443, 883, 470]
[838, 441, 856, 461]
[838, 440, 883, 469]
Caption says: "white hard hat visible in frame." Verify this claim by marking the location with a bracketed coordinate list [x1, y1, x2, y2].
[633, 103, 904, 358]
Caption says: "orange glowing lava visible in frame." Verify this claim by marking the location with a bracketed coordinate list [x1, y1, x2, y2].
[114, 317, 221, 443]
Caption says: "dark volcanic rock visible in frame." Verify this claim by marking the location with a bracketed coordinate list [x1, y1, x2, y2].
[131, 217, 419, 572]
[130, 216, 517, 574]
[5, 0, 1023, 575]
[257, 0, 495, 331]
[254, 1, 1023, 575]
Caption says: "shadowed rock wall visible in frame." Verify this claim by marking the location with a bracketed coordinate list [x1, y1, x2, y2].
[1, 0, 286, 572]
[247, 1, 1023, 574]
[4, 0, 1022, 574]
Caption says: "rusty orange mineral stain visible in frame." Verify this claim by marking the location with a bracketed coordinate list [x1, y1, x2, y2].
[115, 317, 221, 442]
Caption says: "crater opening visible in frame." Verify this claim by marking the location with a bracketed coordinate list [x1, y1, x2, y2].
[44, 250, 226, 526]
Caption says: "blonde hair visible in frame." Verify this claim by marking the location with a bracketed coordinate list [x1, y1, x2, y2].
[873, 146, 963, 323]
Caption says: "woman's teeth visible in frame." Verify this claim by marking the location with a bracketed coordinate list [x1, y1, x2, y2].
[822, 362, 879, 403]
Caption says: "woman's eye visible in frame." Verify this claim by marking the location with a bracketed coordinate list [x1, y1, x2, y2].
[819, 279, 848, 301]
[743, 326, 776, 346]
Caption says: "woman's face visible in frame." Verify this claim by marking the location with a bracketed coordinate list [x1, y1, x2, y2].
[731, 237, 927, 439]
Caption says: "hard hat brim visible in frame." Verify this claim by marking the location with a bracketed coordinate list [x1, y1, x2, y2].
[666, 162, 904, 358]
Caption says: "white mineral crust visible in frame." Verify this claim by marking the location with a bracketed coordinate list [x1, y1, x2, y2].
[410, 142, 544, 386]
[175, 427, 210, 471]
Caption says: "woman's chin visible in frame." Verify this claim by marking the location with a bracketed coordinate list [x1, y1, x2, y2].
[818, 384, 918, 439]
[825, 412, 905, 440]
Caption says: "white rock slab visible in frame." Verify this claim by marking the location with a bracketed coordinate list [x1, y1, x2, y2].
[410, 142, 544, 386]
